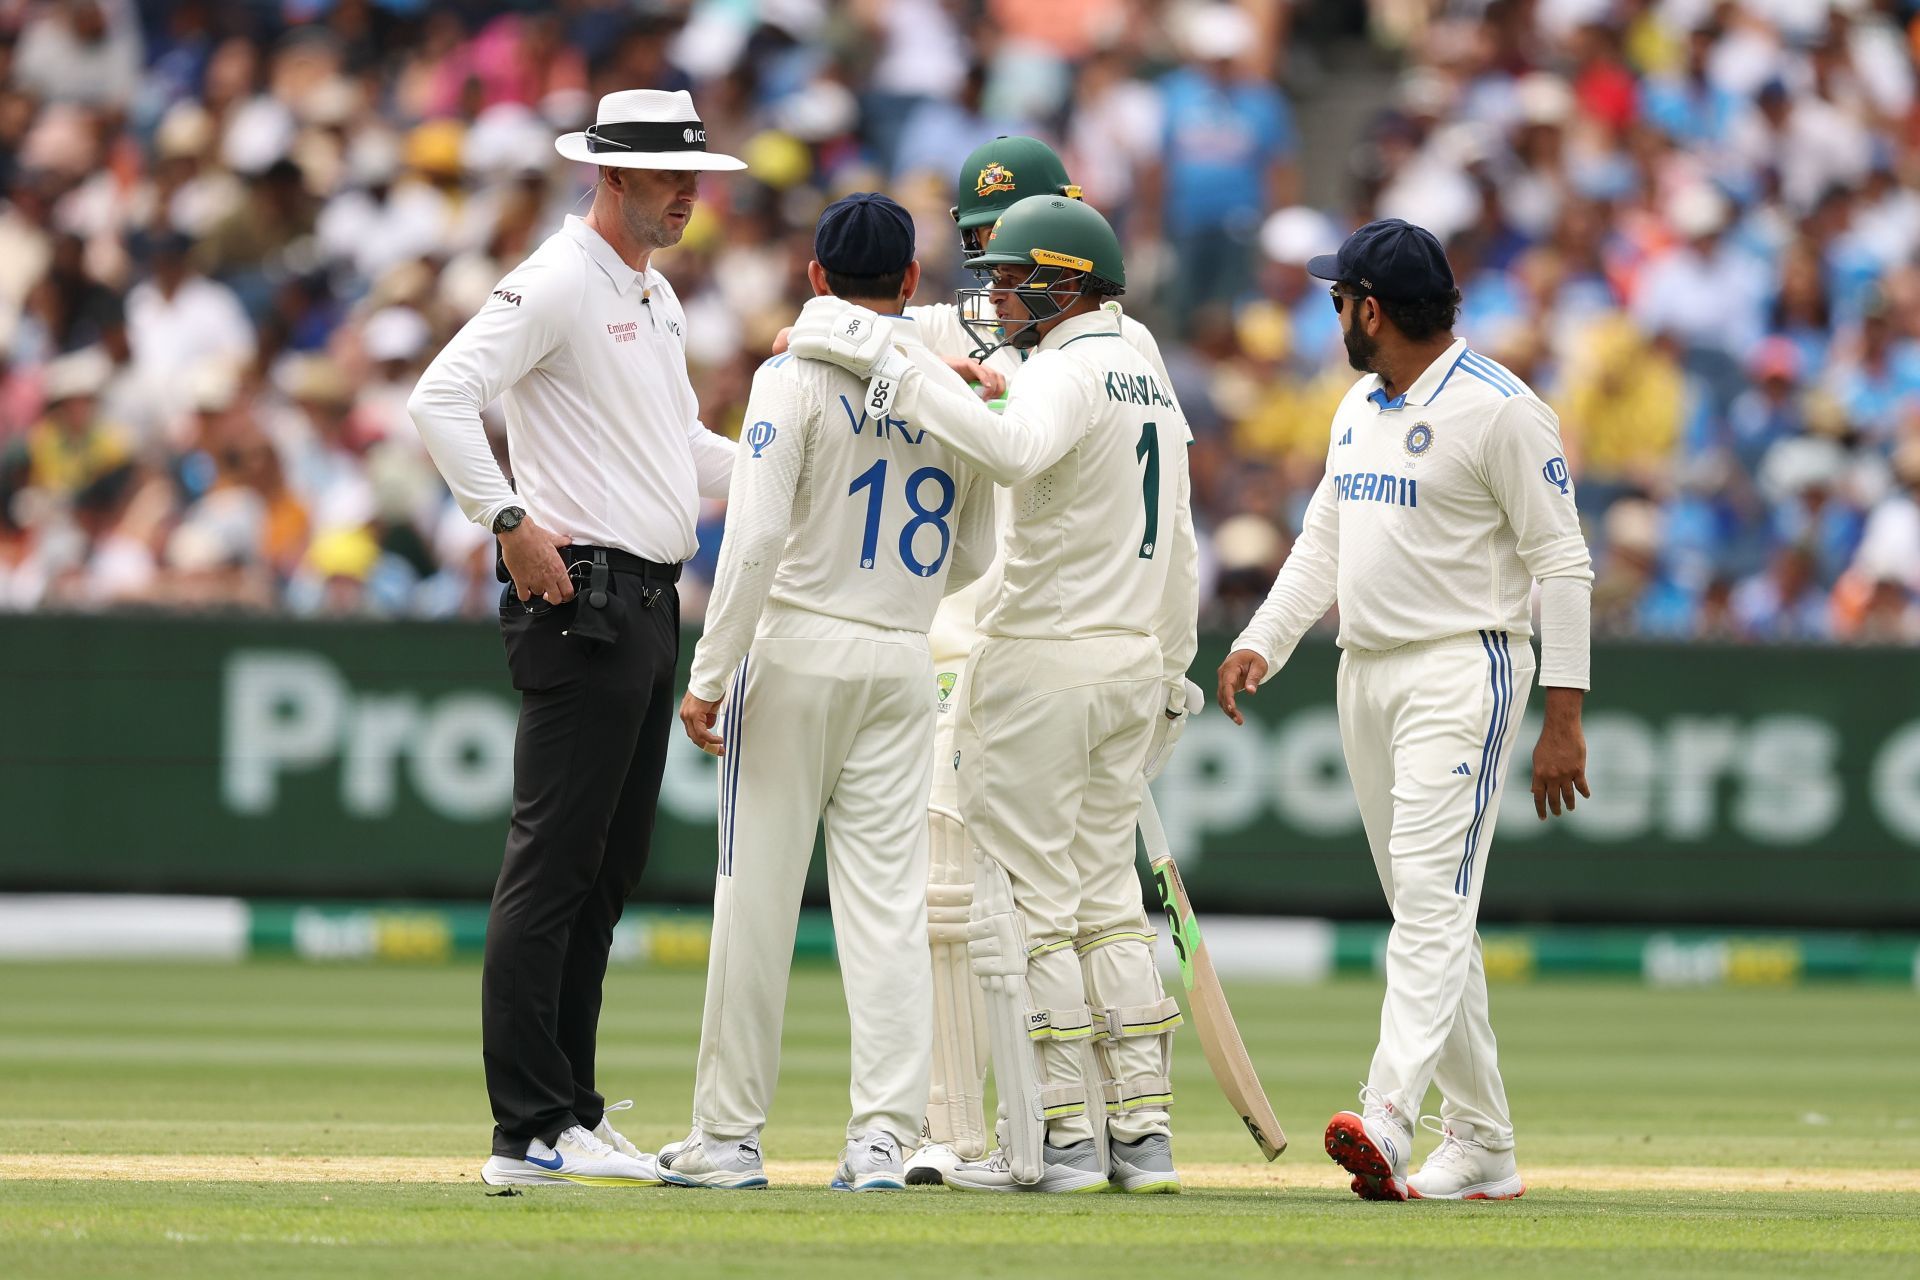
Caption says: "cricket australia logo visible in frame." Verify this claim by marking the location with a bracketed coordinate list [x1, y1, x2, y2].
[1404, 422, 1434, 457]
[975, 162, 1015, 197]
[745, 421, 777, 458]
[936, 672, 956, 702]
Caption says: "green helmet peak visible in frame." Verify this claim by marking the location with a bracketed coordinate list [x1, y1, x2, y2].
[958, 194, 1126, 358]
[950, 135, 1081, 231]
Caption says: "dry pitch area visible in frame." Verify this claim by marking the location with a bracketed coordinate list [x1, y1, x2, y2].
[2, 962, 1916, 1278]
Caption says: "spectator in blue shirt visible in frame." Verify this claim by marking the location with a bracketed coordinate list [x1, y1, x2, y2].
[1143, 5, 1298, 327]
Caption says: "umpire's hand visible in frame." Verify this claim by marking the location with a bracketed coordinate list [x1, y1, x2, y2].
[500, 518, 574, 605]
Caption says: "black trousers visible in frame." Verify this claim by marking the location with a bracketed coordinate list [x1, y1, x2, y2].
[482, 566, 678, 1157]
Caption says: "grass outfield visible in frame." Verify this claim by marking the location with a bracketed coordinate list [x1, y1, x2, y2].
[1, 963, 1917, 1278]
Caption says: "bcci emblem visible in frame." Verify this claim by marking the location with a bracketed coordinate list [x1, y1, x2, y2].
[745, 421, 777, 458]
[1404, 422, 1435, 457]
[976, 162, 1016, 197]
[937, 672, 957, 702]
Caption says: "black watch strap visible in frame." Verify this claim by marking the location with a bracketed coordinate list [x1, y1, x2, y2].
[492, 506, 526, 535]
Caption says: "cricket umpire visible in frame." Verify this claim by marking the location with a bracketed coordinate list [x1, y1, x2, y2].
[409, 90, 744, 1186]
[1217, 220, 1593, 1203]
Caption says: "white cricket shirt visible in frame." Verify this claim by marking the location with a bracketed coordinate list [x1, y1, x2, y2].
[1233, 338, 1594, 687]
[686, 317, 997, 701]
[908, 300, 1180, 669]
[891, 306, 1199, 688]
[408, 215, 734, 563]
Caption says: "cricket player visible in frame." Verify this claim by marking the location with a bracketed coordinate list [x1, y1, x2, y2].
[895, 135, 1183, 1185]
[663, 194, 996, 1192]
[792, 194, 1200, 1194]
[1217, 220, 1594, 1201]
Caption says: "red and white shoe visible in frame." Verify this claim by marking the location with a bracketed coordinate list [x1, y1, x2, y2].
[1408, 1116, 1526, 1200]
[1324, 1091, 1411, 1202]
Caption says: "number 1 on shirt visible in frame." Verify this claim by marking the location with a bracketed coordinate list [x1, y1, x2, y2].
[1136, 421, 1159, 559]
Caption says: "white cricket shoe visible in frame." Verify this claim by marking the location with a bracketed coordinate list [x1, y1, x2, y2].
[1409, 1116, 1526, 1200]
[832, 1130, 906, 1192]
[945, 1140, 1109, 1194]
[1324, 1086, 1411, 1202]
[592, 1099, 647, 1159]
[479, 1125, 661, 1187]
[657, 1127, 768, 1189]
[1108, 1133, 1181, 1194]
[904, 1140, 964, 1186]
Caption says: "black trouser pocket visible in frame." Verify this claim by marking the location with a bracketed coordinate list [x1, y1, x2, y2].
[499, 587, 581, 693]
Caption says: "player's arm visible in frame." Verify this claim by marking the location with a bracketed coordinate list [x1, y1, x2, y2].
[407, 255, 574, 603]
[943, 467, 998, 595]
[895, 353, 1086, 485]
[1218, 452, 1341, 724]
[1154, 435, 1201, 695]
[680, 363, 811, 753]
[1481, 395, 1595, 819]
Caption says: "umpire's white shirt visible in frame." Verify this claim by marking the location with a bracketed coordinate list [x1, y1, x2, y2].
[409, 215, 734, 563]
[1234, 338, 1594, 687]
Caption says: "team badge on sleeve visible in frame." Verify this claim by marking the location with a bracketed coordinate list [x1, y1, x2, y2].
[746, 421, 777, 458]
[1404, 422, 1434, 456]
[1542, 456, 1570, 494]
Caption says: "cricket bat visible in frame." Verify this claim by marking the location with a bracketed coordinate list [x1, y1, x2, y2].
[1139, 787, 1287, 1160]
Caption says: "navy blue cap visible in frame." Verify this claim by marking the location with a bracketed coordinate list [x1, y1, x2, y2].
[814, 192, 915, 277]
[1306, 218, 1455, 301]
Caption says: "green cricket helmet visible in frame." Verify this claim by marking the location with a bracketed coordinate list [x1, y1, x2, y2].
[959, 194, 1126, 358]
[950, 135, 1081, 253]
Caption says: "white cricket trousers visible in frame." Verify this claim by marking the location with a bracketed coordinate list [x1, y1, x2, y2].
[691, 606, 935, 1148]
[1337, 630, 1535, 1151]
[958, 633, 1168, 1145]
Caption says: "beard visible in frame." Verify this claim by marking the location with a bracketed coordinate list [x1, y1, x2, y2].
[623, 194, 687, 250]
[1343, 304, 1379, 373]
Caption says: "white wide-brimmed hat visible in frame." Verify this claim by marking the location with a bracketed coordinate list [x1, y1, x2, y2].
[554, 89, 746, 171]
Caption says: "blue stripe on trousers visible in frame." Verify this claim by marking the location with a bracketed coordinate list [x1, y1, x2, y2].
[1459, 631, 1511, 896]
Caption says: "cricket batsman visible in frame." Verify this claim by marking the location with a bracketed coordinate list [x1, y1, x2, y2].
[893, 136, 1184, 1184]
[664, 194, 996, 1191]
[1217, 219, 1594, 1201]
[792, 194, 1200, 1194]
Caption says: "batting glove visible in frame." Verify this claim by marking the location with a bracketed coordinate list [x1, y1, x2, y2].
[1144, 677, 1206, 783]
[789, 296, 912, 382]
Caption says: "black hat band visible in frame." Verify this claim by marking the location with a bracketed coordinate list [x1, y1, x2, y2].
[586, 120, 709, 154]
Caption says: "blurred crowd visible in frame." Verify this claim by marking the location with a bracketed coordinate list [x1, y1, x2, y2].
[3, 0, 1919, 643]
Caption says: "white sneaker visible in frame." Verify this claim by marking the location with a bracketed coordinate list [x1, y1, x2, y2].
[1324, 1086, 1411, 1201]
[1409, 1116, 1526, 1200]
[656, 1127, 768, 1189]
[592, 1099, 646, 1159]
[904, 1140, 964, 1186]
[480, 1124, 661, 1187]
[945, 1140, 1109, 1194]
[1108, 1133, 1181, 1194]
[832, 1130, 905, 1192]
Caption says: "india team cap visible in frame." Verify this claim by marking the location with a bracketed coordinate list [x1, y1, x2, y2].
[554, 89, 747, 171]
[1307, 218, 1455, 301]
[814, 192, 916, 277]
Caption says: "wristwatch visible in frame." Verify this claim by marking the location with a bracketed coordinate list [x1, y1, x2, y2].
[491, 506, 526, 535]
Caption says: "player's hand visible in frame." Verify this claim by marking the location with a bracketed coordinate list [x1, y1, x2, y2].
[771, 325, 791, 355]
[788, 296, 891, 375]
[943, 356, 1005, 400]
[680, 692, 725, 757]
[499, 518, 573, 605]
[1531, 687, 1590, 819]
[1216, 650, 1269, 726]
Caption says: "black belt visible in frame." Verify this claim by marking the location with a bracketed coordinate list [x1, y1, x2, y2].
[560, 545, 682, 584]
